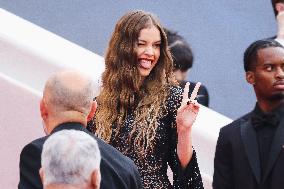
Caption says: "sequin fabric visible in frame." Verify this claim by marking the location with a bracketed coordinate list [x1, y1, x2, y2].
[87, 86, 204, 189]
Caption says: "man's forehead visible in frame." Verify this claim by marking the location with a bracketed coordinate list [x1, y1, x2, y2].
[257, 46, 284, 57]
[254, 47, 284, 66]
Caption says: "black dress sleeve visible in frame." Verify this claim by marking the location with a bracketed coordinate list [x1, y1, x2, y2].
[166, 86, 204, 189]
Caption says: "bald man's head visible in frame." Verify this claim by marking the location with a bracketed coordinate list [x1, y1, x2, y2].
[43, 70, 95, 116]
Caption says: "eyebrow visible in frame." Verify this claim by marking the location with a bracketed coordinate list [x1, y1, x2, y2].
[137, 39, 161, 43]
[262, 62, 273, 65]
[261, 61, 284, 66]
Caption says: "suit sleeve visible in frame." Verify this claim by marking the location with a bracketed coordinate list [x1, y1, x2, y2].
[18, 143, 43, 189]
[129, 161, 143, 189]
[213, 127, 234, 189]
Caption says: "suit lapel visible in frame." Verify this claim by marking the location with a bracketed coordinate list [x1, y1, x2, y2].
[241, 118, 261, 184]
[263, 117, 284, 181]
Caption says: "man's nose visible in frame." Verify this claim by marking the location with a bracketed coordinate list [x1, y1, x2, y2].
[275, 67, 284, 78]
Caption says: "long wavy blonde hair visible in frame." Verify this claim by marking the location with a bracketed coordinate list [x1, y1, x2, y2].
[95, 10, 177, 156]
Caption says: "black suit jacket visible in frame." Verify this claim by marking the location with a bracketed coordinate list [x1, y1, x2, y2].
[213, 112, 284, 189]
[18, 122, 142, 189]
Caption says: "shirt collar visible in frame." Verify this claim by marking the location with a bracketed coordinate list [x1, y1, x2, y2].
[253, 102, 284, 119]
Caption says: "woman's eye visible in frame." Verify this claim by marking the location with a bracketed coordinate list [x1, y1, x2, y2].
[153, 44, 161, 48]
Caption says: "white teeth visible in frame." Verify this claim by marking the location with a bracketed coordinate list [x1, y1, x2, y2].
[139, 59, 152, 69]
[141, 59, 151, 64]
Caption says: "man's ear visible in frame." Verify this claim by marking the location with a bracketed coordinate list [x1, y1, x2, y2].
[39, 167, 45, 186]
[40, 99, 48, 121]
[276, 2, 284, 13]
[87, 100, 97, 122]
[246, 71, 255, 85]
[90, 169, 101, 189]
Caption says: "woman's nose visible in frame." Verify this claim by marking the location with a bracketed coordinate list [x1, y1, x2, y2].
[144, 46, 154, 56]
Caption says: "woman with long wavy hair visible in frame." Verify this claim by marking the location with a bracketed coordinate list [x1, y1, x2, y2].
[87, 10, 204, 189]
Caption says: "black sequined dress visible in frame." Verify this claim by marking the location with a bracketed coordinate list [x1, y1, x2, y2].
[87, 86, 204, 189]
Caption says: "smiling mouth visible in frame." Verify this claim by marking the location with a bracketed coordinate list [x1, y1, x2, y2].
[139, 59, 153, 69]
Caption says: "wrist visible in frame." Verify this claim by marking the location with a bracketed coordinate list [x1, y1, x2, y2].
[177, 122, 192, 134]
[178, 127, 192, 139]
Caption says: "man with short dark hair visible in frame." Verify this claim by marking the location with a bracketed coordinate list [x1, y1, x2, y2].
[165, 28, 209, 107]
[18, 70, 142, 189]
[213, 39, 284, 189]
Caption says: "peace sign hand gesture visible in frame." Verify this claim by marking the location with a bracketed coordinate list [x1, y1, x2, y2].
[176, 82, 201, 133]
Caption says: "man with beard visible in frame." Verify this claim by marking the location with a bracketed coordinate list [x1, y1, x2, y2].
[213, 39, 284, 189]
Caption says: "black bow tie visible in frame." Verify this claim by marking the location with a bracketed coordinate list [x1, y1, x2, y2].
[251, 113, 280, 130]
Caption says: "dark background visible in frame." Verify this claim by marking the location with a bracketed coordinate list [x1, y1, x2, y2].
[0, 0, 276, 119]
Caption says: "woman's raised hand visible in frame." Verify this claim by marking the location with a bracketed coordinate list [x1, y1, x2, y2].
[176, 82, 201, 133]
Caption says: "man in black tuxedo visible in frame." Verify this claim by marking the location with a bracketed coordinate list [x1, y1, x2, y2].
[213, 39, 284, 189]
[18, 70, 142, 189]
